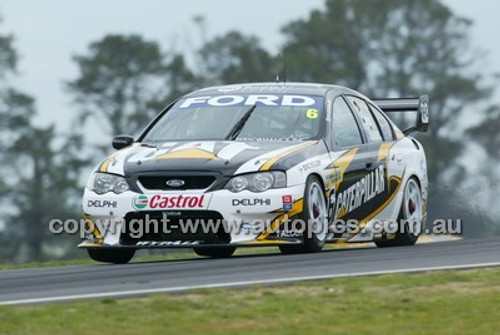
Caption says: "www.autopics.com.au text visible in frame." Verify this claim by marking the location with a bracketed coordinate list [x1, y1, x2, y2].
[49, 216, 462, 239]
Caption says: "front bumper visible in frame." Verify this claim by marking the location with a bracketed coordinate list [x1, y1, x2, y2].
[80, 185, 305, 249]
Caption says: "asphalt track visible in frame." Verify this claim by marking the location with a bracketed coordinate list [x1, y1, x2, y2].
[1, 237, 500, 305]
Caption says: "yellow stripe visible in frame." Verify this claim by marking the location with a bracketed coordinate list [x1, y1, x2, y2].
[337, 207, 347, 219]
[326, 148, 359, 191]
[79, 242, 104, 248]
[377, 142, 396, 192]
[259, 142, 317, 171]
[238, 240, 295, 245]
[83, 214, 103, 244]
[377, 142, 394, 162]
[99, 152, 118, 173]
[99, 157, 112, 172]
[99, 147, 130, 172]
[155, 148, 219, 160]
[348, 175, 403, 239]
[257, 199, 304, 240]
[327, 148, 358, 172]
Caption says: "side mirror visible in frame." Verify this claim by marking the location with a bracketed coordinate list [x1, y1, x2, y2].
[112, 135, 134, 150]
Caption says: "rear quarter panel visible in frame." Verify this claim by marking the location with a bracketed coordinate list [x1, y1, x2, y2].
[382, 137, 428, 222]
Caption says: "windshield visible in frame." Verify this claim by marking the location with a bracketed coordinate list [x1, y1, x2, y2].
[142, 94, 324, 142]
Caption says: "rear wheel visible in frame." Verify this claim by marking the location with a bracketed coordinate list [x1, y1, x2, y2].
[279, 176, 328, 254]
[375, 178, 424, 247]
[193, 246, 236, 258]
[87, 248, 135, 264]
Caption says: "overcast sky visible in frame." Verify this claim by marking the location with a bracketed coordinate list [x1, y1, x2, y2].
[0, 0, 498, 132]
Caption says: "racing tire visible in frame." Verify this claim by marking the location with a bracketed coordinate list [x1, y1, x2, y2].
[375, 177, 424, 248]
[193, 246, 236, 258]
[87, 248, 135, 264]
[279, 176, 328, 254]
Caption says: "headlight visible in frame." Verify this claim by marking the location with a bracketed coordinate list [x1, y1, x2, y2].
[226, 171, 286, 193]
[87, 172, 130, 194]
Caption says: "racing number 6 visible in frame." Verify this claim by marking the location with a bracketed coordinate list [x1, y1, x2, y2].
[306, 108, 319, 119]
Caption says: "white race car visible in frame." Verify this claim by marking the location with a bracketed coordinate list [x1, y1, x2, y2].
[81, 83, 429, 263]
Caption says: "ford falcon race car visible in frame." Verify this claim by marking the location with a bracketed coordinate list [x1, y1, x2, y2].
[81, 83, 429, 263]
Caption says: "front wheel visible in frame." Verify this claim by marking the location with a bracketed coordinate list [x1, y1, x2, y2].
[87, 248, 135, 264]
[279, 176, 328, 254]
[193, 246, 236, 258]
[375, 178, 424, 247]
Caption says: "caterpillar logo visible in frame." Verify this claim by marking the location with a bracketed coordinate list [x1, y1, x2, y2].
[334, 165, 385, 218]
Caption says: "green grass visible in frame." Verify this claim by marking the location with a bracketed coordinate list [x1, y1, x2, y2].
[1, 267, 500, 334]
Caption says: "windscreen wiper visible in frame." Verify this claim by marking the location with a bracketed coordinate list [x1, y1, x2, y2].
[140, 141, 162, 150]
[141, 142, 156, 148]
[225, 105, 257, 140]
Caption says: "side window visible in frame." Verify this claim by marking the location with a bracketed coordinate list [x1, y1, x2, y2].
[369, 103, 394, 141]
[347, 96, 383, 143]
[332, 97, 363, 148]
[378, 107, 404, 139]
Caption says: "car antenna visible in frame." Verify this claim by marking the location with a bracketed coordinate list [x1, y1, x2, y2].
[275, 53, 287, 84]
[275, 53, 281, 83]
[283, 52, 287, 83]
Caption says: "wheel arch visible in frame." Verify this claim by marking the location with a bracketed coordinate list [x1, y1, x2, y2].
[405, 173, 427, 223]
[407, 173, 422, 191]
[390, 173, 422, 221]
[307, 172, 327, 195]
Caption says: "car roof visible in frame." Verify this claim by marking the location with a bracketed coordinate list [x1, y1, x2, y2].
[183, 82, 366, 98]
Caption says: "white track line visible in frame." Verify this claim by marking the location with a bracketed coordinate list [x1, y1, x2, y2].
[2, 261, 500, 305]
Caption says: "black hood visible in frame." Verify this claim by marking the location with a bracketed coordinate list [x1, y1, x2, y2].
[119, 140, 327, 177]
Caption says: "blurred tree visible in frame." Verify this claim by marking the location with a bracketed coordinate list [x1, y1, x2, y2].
[150, 54, 197, 110]
[0, 22, 88, 262]
[0, 90, 34, 227]
[68, 34, 195, 137]
[0, 23, 28, 226]
[1, 120, 87, 262]
[0, 33, 16, 81]
[466, 104, 500, 217]
[468, 105, 500, 160]
[282, 0, 495, 234]
[0, 88, 88, 262]
[0, 24, 23, 149]
[0, 89, 35, 147]
[198, 31, 275, 85]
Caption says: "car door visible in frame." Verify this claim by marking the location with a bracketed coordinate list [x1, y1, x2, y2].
[367, 101, 405, 221]
[327, 96, 371, 233]
[326, 96, 389, 237]
[342, 96, 396, 228]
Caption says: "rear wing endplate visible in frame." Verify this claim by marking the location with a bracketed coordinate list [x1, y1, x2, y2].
[373, 95, 429, 135]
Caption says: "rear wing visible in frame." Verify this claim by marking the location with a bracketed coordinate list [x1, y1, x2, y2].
[372, 95, 429, 135]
